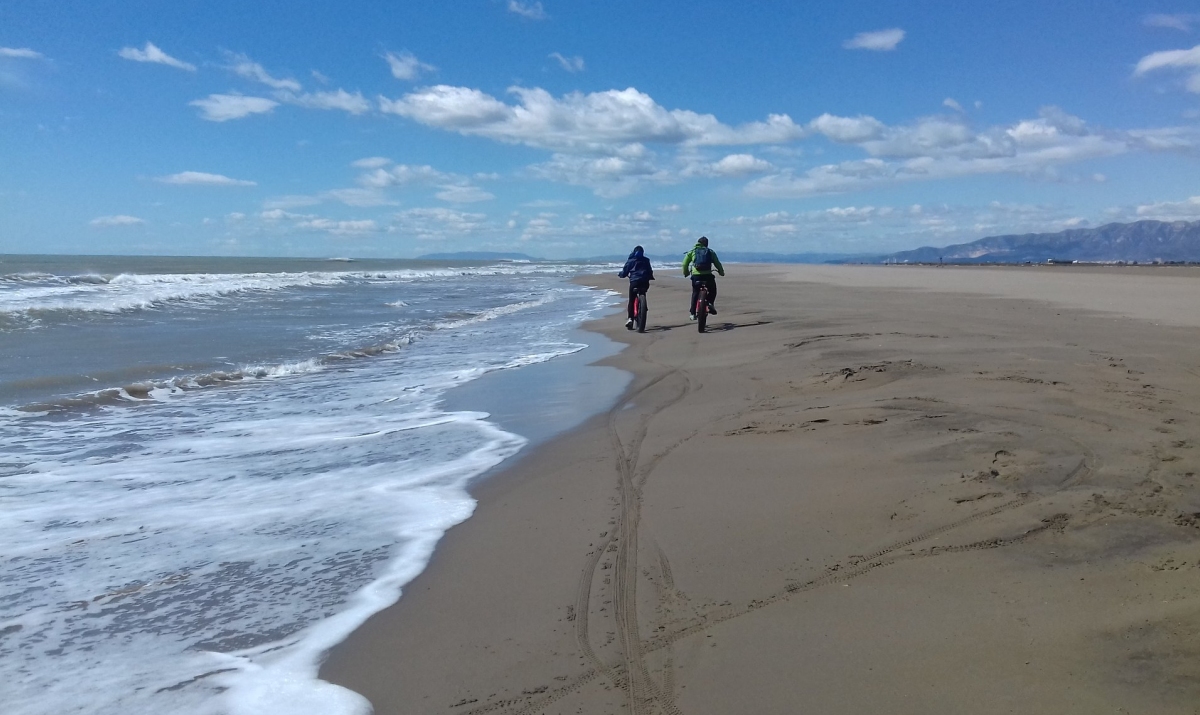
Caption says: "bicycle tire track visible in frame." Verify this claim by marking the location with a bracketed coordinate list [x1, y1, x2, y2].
[475, 486, 1073, 715]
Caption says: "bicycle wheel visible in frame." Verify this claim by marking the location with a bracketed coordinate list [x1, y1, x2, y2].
[636, 293, 647, 332]
[696, 287, 708, 333]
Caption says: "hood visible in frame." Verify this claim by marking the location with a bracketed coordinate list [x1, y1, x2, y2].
[628, 247, 644, 259]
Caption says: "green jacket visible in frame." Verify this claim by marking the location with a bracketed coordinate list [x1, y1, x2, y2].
[682, 243, 725, 277]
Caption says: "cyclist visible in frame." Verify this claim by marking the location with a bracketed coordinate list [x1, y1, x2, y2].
[618, 245, 655, 330]
[682, 236, 724, 320]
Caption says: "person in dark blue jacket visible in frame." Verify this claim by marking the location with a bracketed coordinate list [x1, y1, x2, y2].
[617, 245, 655, 329]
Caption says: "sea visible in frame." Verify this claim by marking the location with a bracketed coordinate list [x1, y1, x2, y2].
[0, 254, 628, 715]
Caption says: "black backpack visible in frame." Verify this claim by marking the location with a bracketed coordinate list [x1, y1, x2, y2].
[692, 246, 713, 272]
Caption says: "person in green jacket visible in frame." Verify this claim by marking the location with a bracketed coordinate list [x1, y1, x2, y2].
[682, 236, 725, 320]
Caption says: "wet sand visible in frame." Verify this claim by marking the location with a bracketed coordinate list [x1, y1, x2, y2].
[321, 265, 1200, 714]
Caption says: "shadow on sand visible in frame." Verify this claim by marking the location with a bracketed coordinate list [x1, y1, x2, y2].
[626, 320, 773, 334]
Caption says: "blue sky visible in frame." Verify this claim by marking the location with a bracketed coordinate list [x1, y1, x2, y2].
[2, 0, 1200, 258]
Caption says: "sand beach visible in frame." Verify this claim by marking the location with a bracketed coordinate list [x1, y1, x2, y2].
[322, 264, 1200, 714]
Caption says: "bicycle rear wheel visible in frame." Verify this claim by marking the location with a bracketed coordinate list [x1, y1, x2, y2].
[636, 293, 647, 332]
[696, 287, 708, 333]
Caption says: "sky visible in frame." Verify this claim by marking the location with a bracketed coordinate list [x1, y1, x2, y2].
[2, 0, 1200, 259]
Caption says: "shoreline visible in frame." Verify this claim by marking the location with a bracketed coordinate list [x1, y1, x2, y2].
[321, 265, 1200, 714]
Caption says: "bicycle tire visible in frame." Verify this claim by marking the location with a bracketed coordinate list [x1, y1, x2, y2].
[636, 293, 647, 332]
[696, 286, 708, 333]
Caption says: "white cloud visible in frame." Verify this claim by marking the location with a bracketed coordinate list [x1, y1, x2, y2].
[843, 28, 906, 52]
[687, 153, 774, 177]
[296, 218, 379, 235]
[224, 52, 302, 91]
[260, 208, 313, 220]
[435, 185, 496, 203]
[529, 152, 672, 197]
[943, 98, 964, 112]
[117, 42, 196, 71]
[1143, 14, 1200, 31]
[745, 109, 1129, 198]
[379, 85, 804, 152]
[351, 156, 392, 169]
[1135, 44, 1200, 75]
[809, 113, 885, 143]
[1134, 44, 1200, 94]
[0, 47, 44, 60]
[90, 215, 145, 227]
[508, 1, 547, 20]
[383, 50, 435, 81]
[659, 204, 681, 212]
[190, 94, 279, 122]
[392, 207, 489, 239]
[549, 52, 585, 73]
[263, 196, 323, 211]
[323, 188, 395, 207]
[277, 89, 371, 114]
[157, 171, 256, 186]
[1135, 195, 1200, 220]
[357, 163, 448, 188]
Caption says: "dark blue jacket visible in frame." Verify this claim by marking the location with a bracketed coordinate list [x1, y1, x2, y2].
[618, 247, 655, 283]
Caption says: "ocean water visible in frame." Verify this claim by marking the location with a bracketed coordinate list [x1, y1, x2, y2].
[0, 255, 623, 715]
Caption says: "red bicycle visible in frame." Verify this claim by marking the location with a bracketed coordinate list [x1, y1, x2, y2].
[632, 287, 648, 333]
[694, 282, 710, 333]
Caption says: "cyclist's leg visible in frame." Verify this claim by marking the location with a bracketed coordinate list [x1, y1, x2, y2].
[627, 283, 638, 319]
[689, 276, 700, 316]
[704, 275, 717, 308]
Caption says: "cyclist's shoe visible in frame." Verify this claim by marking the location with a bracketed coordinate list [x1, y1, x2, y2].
[625, 318, 635, 329]
[707, 304, 717, 315]
[688, 312, 697, 321]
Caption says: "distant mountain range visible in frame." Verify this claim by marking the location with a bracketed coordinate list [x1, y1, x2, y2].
[872, 220, 1200, 264]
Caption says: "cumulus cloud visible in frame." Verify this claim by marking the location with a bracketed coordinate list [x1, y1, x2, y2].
[1143, 14, 1200, 31]
[392, 207, 489, 239]
[943, 98, 964, 112]
[529, 151, 672, 197]
[117, 42, 196, 71]
[508, 1, 547, 20]
[685, 153, 774, 177]
[90, 215, 145, 227]
[745, 108, 1129, 198]
[224, 52, 301, 91]
[157, 171, 256, 186]
[0, 47, 44, 59]
[277, 89, 371, 114]
[843, 28, 906, 51]
[1135, 195, 1200, 220]
[549, 52, 585, 73]
[190, 93, 279, 121]
[383, 50, 435, 81]
[809, 113, 886, 143]
[379, 84, 804, 152]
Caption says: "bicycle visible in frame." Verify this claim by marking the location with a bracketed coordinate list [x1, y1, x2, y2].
[633, 288, 648, 333]
[694, 282, 710, 333]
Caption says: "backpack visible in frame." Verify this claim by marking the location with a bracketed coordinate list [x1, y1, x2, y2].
[692, 246, 713, 272]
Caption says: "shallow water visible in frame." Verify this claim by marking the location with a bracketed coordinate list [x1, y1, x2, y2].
[0, 255, 623, 715]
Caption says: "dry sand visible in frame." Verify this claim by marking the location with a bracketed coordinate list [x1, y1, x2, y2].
[322, 265, 1200, 714]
